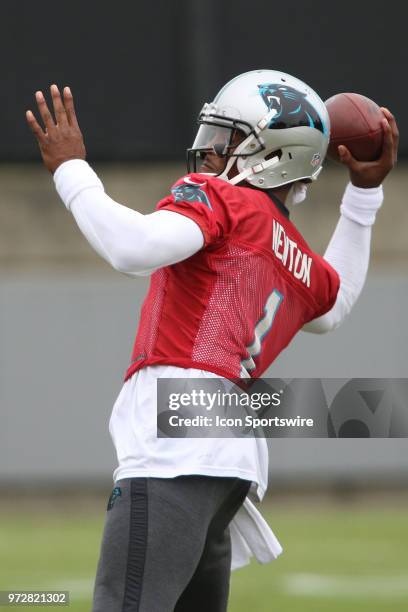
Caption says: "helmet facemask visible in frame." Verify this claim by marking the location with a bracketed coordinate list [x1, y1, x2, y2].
[187, 103, 266, 177]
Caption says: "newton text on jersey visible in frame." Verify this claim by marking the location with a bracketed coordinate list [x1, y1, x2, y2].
[272, 220, 312, 287]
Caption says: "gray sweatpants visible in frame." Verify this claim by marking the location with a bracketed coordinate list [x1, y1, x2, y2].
[92, 475, 251, 612]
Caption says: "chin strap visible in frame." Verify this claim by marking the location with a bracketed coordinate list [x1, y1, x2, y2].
[228, 156, 281, 186]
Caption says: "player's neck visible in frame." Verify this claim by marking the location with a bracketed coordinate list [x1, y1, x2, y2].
[270, 185, 291, 204]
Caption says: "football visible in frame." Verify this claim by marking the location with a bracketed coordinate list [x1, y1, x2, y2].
[325, 93, 384, 162]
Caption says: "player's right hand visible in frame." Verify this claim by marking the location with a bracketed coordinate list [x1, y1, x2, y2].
[26, 84, 86, 174]
[337, 108, 399, 189]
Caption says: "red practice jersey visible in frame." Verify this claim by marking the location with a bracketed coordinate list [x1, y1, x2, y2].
[125, 174, 340, 381]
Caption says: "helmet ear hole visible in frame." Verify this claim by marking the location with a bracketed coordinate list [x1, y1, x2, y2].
[265, 149, 282, 161]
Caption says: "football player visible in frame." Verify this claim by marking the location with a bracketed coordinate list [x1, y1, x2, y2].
[27, 70, 398, 612]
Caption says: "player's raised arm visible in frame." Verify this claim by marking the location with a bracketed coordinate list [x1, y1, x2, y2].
[26, 86, 204, 276]
[303, 109, 398, 333]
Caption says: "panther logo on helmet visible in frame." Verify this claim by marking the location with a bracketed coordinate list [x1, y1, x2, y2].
[258, 84, 327, 135]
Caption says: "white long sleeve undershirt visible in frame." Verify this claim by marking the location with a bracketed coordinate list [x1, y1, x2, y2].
[54, 160, 383, 332]
[54, 160, 204, 276]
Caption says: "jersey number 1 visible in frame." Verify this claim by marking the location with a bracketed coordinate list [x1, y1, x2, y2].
[241, 289, 283, 375]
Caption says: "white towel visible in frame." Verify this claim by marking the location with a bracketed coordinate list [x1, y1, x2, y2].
[230, 498, 283, 571]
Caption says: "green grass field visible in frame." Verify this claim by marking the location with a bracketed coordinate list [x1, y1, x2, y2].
[1, 502, 407, 611]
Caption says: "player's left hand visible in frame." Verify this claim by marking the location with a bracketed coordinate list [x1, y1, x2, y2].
[26, 84, 86, 174]
[337, 108, 399, 188]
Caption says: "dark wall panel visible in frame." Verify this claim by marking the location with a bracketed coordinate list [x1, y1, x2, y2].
[0, 0, 405, 161]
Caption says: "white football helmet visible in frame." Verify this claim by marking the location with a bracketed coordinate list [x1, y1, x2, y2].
[187, 69, 330, 189]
